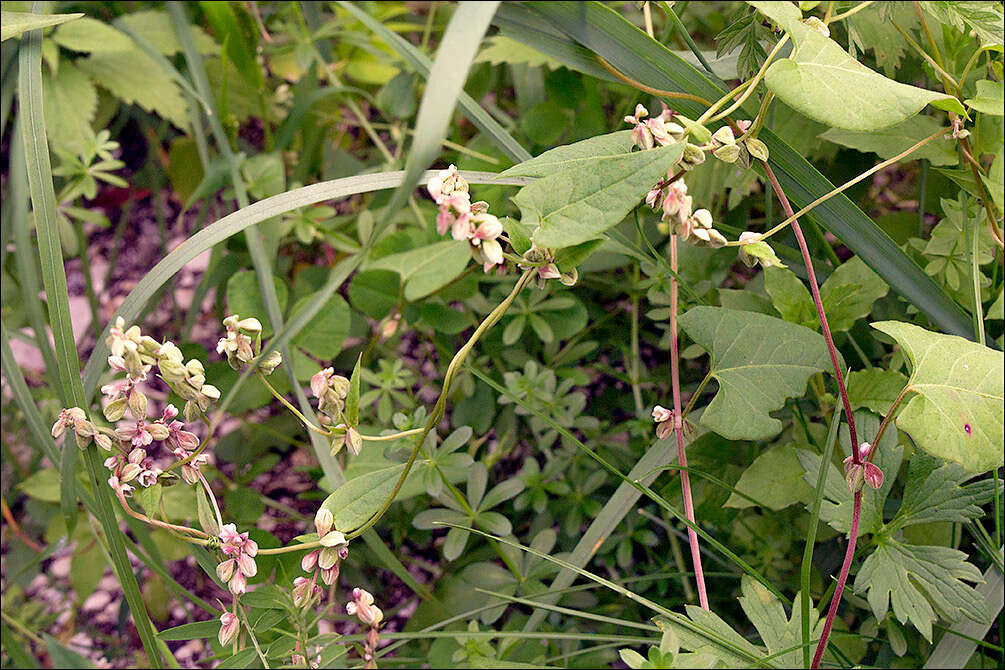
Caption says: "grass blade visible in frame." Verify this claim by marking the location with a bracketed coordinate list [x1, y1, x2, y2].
[378, 1, 501, 234]
[16, 12, 162, 664]
[337, 0, 531, 164]
[80, 171, 532, 399]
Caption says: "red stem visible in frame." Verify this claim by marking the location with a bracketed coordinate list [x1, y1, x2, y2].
[761, 164, 860, 461]
[669, 234, 710, 610]
[812, 491, 862, 668]
[760, 161, 862, 668]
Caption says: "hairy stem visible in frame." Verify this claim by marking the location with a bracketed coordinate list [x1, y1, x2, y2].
[669, 235, 709, 610]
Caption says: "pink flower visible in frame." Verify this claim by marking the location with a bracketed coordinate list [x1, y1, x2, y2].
[346, 588, 383, 627]
[101, 379, 129, 401]
[736, 119, 753, 134]
[537, 264, 561, 280]
[311, 368, 334, 399]
[218, 612, 240, 647]
[164, 421, 199, 451]
[115, 420, 154, 447]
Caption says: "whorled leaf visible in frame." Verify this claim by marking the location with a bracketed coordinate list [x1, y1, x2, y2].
[872, 321, 1004, 473]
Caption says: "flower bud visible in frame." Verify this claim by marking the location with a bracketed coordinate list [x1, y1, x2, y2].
[559, 268, 579, 287]
[682, 143, 706, 167]
[744, 138, 769, 162]
[128, 389, 148, 418]
[120, 463, 142, 483]
[711, 126, 735, 146]
[148, 422, 170, 441]
[863, 462, 884, 490]
[318, 546, 340, 571]
[315, 508, 335, 537]
[320, 564, 340, 585]
[217, 559, 236, 583]
[218, 612, 240, 647]
[301, 549, 319, 572]
[104, 398, 128, 422]
[346, 427, 362, 456]
[237, 317, 262, 336]
[94, 433, 113, 451]
[258, 350, 282, 375]
[158, 358, 188, 385]
[320, 530, 347, 549]
[713, 143, 741, 163]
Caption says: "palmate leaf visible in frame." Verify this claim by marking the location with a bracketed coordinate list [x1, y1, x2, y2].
[655, 577, 826, 669]
[677, 307, 832, 441]
[921, 1, 1005, 48]
[891, 452, 995, 530]
[750, 1, 966, 130]
[872, 321, 1004, 473]
[513, 140, 684, 249]
[854, 540, 986, 641]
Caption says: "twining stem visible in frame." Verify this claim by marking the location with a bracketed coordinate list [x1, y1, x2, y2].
[869, 386, 911, 462]
[760, 161, 863, 667]
[700, 35, 789, 124]
[346, 271, 535, 541]
[761, 163, 859, 458]
[734, 127, 950, 245]
[113, 485, 209, 539]
[811, 490, 862, 668]
[669, 234, 710, 611]
[596, 55, 713, 107]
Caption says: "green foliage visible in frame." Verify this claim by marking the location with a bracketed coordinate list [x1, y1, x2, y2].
[4, 2, 1004, 668]
[751, 2, 966, 130]
[872, 320, 1004, 473]
[678, 307, 832, 440]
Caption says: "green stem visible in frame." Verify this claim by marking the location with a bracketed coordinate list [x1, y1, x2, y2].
[346, 271, 534, 541]
[257, 371, 331, 436]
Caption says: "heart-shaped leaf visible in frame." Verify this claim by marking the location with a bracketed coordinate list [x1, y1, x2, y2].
[514, 141, 684, 249]
[320, 464, 406, 533]
[678, 307, 832, 440]
[750, 1, 965, 130]
[872, 321, 1004, 473]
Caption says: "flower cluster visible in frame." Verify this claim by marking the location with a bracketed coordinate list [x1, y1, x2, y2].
[298, 509, 349, 599]
[347, 587, 383, 669]
[427, 165, 505, 272]
[310, 367, 363, 456]
[217, 315, 282, 374]
[216, 523, 259, 594]
[626, 105, 784, 267]
[624, 103, 686, 151]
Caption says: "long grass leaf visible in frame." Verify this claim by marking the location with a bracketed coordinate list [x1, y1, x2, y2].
[80, 171, 532, 399]
[379, 1, 501, 234]
[498, 1, 973, 339]
[337, 1, 531, 164]
[16, 13, 162, 665]
[9, 116, 60, 386]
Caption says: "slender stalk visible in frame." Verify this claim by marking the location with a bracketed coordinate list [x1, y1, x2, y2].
[811, 491, 862, 668]
[825, 0, 875, 24]
[763, 161, 863, 667]
[669, 234, 709, 610]
[702, 35, 789, 124]
[961, 138, 1005, 249]
[890, 20, 960, 91]
[596, 55, 713, 106]
[257, 371, 331, 436]
[968, 194, 988, 344]
[739, 127, 950, 245]
[198, 471, 225, 531]
[114, 486, 209, 539]
[762, 163, 859, 459]
[346, 271, 534, 541]
[869, 386, 911, 461]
